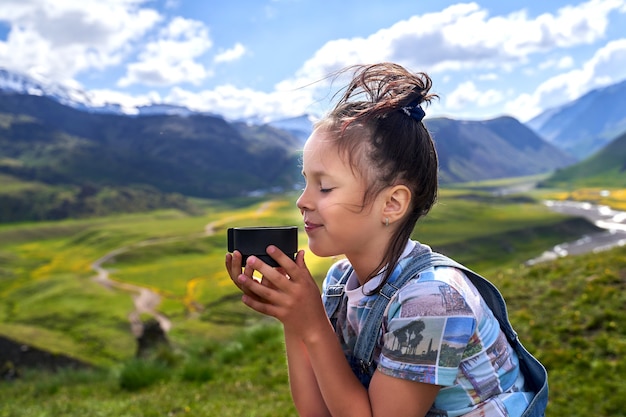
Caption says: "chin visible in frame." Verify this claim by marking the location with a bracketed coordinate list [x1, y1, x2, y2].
[308, 241, 340, 258]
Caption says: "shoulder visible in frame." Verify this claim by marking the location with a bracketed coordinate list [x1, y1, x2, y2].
[388, 265, 484, 319]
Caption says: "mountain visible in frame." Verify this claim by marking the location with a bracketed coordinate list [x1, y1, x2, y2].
[540, 129, 626, 188]
[0, 88, 577, 202]
[261, 114, 576, 184]
[0, 68, 222, 118]
[526, 79, 626, 160]
[425, 116, 576, 183]
[0, 66, 584, 216]
[267, 114, 317, 143]
[0, 92, 302, 199]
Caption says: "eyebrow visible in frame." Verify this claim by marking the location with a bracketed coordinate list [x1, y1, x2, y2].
[301, 169, 329, 179]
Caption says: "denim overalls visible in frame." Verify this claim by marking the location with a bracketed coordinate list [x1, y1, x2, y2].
[323, 251, 548, 417]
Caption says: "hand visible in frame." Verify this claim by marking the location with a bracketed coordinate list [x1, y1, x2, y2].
[225, 250, 275, 302]
[236, 246, 330, 343]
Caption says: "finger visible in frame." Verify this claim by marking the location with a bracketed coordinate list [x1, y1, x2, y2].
[225, 252, 233, 270]
[227, 251, 262, 299]
[237, 271, 279, 303]
[265, 245, 299, 272]
[245, 255, 291, 290]
[241, 293, 279, 318]
[276, 249, 308, 281]
[295, 249, 306, 267]
[226, 251, 244, 280]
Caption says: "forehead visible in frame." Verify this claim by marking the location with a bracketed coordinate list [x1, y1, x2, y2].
[302, 128, 349, 166]
[303, 127, 335, 155]
[303, 126, 377, 183]
[302, 129, 349, 174]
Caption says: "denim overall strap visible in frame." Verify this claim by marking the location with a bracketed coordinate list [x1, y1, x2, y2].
[322, 266, 353, 328]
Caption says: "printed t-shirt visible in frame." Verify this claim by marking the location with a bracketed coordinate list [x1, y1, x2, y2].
[322, 241, 534, 417]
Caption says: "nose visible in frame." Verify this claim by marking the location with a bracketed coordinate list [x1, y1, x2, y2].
[296, 187, 310, 214]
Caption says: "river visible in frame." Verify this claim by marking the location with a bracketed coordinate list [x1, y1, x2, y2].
[526, 200, 626, 265]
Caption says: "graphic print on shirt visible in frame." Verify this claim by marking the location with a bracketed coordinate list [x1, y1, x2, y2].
[381, 280, 475, 384]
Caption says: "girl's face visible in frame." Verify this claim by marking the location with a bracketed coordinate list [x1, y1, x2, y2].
[296, 127, 389, 265]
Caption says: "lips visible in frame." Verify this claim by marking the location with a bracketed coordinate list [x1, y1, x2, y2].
[303, 220, 323, 233]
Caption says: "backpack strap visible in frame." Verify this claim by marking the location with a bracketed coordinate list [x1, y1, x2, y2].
[432, 254, 549, 417]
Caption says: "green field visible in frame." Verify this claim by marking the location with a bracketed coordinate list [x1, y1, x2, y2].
[0, 185, 625, 416]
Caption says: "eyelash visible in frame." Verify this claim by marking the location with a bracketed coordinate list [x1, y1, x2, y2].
[320, 187, 333, 193]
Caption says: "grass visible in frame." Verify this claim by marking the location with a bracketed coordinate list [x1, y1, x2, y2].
[0, 323, 295, 417]
[1, 241, 625, 416]
[1, 185, 625, 416]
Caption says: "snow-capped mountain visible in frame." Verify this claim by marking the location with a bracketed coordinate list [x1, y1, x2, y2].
[0, 68, 312, 124]
[0, 68, 106, 112]
[0, 68, 211, 118]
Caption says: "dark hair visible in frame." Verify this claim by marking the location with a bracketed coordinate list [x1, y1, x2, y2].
[315, 62, 439, 293]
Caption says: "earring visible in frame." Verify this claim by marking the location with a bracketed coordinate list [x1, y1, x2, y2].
[384, 217, 389, 227]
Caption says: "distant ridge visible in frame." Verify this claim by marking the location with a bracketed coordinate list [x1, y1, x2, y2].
[425, 116, 576, 183]
[541, 129, 626, 188]
[0, 67, 218, 118]
[5, 66, 622, 214]
[0, 92, 303, 199]
[527, 78, 626, 160]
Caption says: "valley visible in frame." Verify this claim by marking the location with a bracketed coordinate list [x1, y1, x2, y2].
[1, 66, 626, 417]
[0, 186, 625, 417]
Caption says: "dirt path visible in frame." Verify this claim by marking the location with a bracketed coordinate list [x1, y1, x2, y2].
[89, 202, 274, 336]
[90, 224, 216, 336]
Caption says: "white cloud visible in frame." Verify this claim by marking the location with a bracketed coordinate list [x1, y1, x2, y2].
[214, 43, 246, 63]
[2, 0, 625, 123]
[538, 56, 575, 70]
[477, 73, 499, 81]
[445, 80, 504, 110]
[279, 0, 625, 91]
[118, 17, 213, 87]
[505, 37, 626, 121]
[166, 83, 315, 121]
[87, 88, 161, 113]
[143, 0, 626, 122]
[588, 38, 626, 83]
[0, 0, 161, 84]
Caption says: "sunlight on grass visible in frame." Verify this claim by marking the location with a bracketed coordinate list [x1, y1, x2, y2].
[541, 187, 626, 210]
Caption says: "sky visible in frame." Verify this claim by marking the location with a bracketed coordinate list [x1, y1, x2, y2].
[1, 0, 626, 123]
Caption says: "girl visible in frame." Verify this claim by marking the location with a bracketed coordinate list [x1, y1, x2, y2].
[226, 63, 546, 417]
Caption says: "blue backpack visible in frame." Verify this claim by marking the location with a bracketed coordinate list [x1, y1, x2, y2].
[323, 251, 548, 417]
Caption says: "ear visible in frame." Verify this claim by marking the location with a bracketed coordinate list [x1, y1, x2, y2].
[381, 185, 411, 225]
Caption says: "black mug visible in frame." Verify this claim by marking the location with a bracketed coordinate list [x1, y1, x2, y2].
[227, 226, 298, 267]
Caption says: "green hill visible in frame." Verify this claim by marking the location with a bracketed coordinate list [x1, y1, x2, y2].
[0, 93, 303, 200]
[540, 130, 626, 188]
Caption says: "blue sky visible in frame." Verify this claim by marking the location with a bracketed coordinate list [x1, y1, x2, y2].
[1, 0, 626, 122]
